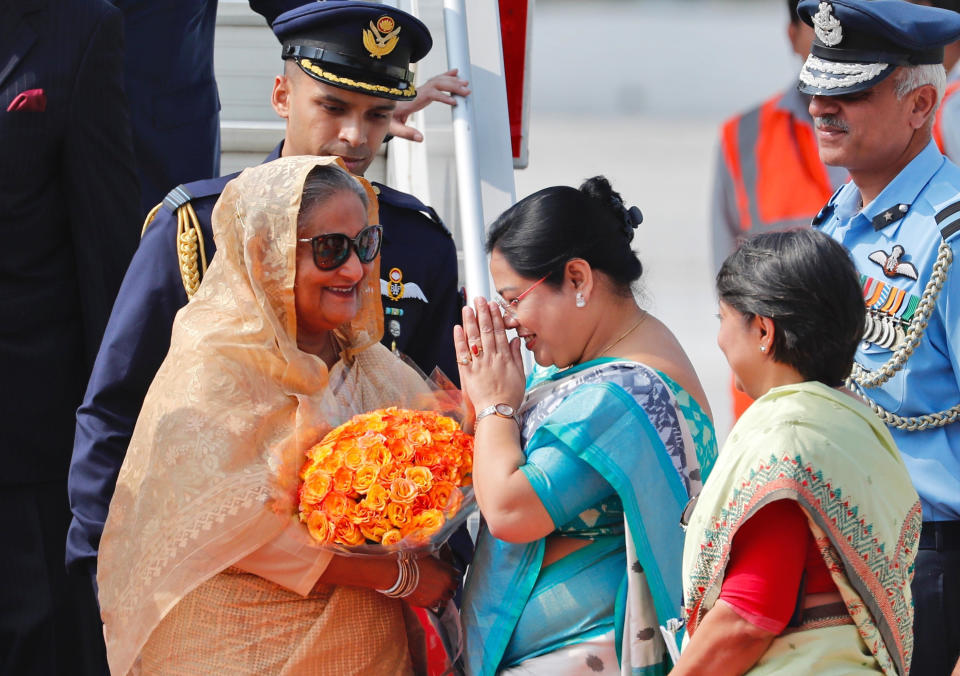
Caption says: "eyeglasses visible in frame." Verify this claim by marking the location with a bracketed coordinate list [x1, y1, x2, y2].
[496, 274, 549, 319]
[297, 224, 383, 271]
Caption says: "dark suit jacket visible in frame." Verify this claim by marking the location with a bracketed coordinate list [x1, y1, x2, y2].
[0, 0, 140, 485]
[110, 0, 299, 215]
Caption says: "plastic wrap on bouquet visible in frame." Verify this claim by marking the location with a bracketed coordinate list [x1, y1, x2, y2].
[298, 399, 475, 556]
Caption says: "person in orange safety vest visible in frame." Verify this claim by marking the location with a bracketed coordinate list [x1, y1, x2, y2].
[710, 0, 849, 418]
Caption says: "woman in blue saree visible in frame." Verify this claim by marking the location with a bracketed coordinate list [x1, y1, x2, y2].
[455, 177, 717, 675]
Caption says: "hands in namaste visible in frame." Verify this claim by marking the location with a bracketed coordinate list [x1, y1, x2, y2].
[454, 298, 526, 416]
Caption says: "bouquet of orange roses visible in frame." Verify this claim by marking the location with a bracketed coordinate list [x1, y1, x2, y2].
[298, 406, 474, 553]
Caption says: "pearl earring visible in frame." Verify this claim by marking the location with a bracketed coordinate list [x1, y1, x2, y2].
[760, 345, 767, 353]
[576, 292, 586, 308]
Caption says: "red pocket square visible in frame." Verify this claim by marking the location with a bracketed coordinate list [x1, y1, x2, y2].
[7, 88, 46, 112]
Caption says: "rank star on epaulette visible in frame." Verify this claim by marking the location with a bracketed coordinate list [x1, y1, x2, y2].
[868, 245, 919, 280]
[872, 203, 910, 230]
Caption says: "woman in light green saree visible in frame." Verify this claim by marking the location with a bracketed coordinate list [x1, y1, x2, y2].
[674, 230, 920, 676]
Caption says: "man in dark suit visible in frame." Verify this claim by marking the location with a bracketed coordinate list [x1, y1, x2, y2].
[0, 0, 139, 673]
[109, 1, 294, 216]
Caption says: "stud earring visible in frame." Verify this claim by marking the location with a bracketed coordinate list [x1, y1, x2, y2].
[576, 292, 586, 308]
[760, 345, 767, 353]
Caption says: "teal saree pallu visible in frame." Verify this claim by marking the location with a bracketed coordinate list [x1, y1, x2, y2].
[461, 360, 716, 675]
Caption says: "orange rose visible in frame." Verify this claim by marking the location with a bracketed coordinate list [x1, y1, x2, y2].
[389, 477, 418, 504]
[350, 503, 376, 526]
[342, 444, 366, 471]
[299, 456, 319, 480]
[428, 464, 456, 485]
[404, 466, 433, 493]
[306, 510, 334, 544]
[333, 466, 355, 496]
[390, 440, 415, 462]
[306, 441, 338, 464]
[361, 484, 389, 512]
[381, 528, 403, 546]
[380, 460, 404, 482]
[401, 509, 445, 541]
[333, 518, 366, 546]
[360, 518, 391, 543]
[353, 464, 379, 494]
[301, 470, 332, 505]
[405, 427, 433, 447]
[367, 418, 388, 433]
[386, 502, 412, 529]
[322, 492, 354, 519]
[429, 481, 456, 511]
[357, 430, 386, 449]
[414, 447, 443, 467]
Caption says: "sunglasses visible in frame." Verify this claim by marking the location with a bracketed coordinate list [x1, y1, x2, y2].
[298, 224, 383, 270]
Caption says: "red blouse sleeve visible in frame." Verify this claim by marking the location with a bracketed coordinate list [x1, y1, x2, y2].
[717, 499, 809, 634]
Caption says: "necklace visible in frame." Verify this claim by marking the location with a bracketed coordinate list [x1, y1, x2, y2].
[593, 312, 647, 359]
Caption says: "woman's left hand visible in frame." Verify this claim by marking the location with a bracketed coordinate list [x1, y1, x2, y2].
[454, 298, 526, 412]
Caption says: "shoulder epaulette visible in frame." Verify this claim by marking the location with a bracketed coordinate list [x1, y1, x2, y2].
[871, 203, 911, 231]
[142, 174, 236, 299]
[935, 199, 960, 240]
[371, 182, 449, 234]
[163, 184, 194, 212]
[811, 184, 845, 227]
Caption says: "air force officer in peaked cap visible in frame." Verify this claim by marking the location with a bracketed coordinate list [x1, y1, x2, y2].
[798, 1, 960, 673]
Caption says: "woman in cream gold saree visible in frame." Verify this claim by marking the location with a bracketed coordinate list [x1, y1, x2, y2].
[97, 157, 458, 675]
[674, 230, 920, 676]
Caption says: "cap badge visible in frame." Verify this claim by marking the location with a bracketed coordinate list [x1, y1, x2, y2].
[363, 16, 401, 59]
[813, 2, 843, 47]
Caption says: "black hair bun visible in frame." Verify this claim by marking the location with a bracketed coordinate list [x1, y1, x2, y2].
[579, 175, 642, 243]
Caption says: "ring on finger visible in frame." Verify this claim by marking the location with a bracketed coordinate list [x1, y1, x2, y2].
[457, 355, 471, 365]
[470, 343, 483, 357]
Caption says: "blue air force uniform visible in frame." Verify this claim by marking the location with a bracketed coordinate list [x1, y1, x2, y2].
[816, 141, 960, 521]
[797, 0, 960, 670]
[66, 142, 461, 580]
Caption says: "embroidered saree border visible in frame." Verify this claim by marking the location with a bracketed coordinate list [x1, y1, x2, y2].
[683, 453, 920, 676]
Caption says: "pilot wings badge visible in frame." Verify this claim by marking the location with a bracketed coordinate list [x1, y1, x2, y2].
[813, 2, 843, 47]
[868, 245, 919, 281]
[381, 267, 430, 303]
[363, 16, 401, 59]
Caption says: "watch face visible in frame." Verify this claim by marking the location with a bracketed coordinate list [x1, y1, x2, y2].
[494, 403, 516, 417]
